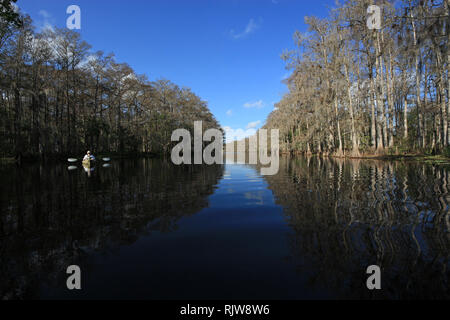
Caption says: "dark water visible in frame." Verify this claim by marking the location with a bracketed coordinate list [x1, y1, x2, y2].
[0, 157, 449, 299]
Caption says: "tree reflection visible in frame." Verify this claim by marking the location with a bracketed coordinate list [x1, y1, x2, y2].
[264, 156, 450, 299]
[0, 159, 223, 299]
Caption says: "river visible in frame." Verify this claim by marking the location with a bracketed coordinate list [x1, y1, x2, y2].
[0, 157, 448, 299]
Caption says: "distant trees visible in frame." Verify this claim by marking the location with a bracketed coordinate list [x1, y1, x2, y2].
[0, 12, 220, 161]
[265, 0, 449, 156]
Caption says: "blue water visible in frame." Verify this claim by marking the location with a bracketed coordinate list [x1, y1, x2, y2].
[40, 164, 326, 299]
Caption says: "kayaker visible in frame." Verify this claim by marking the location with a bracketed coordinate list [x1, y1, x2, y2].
[83, 151, 95, 161]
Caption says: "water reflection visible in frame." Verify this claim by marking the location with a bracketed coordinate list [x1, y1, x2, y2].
[0, 156, 449, 299]
[264, 157, 450, 299]
[0, 159, 224, 299]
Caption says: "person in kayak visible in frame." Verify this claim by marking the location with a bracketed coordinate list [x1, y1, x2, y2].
[83, 151, 95, 161]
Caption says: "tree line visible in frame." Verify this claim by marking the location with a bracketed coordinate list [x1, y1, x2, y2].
[264, 0, 449, 157]
[0, 8, 221, 162]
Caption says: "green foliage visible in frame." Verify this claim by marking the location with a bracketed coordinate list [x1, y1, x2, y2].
[358, 135, 372, 154]
[442, 147, 450, 158]
[395, 137, 412, 154]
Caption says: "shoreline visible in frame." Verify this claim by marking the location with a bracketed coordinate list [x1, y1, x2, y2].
[3, 152, 450, 166]
[282, 152, 450, 164]
[0, 152, 161, 165]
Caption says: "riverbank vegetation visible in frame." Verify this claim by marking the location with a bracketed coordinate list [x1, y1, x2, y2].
[0, 7, 221, 163]
[264, 0, 449, 158]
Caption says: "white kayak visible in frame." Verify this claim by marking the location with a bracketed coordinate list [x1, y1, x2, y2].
[68, 158, 78, 163]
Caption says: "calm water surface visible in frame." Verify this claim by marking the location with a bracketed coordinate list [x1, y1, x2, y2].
[0, 157, 449, 299]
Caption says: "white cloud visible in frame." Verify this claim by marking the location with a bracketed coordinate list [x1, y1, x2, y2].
[79, 54, 99, 69]
[230, 18, 261, 39]
[243, 100, 264, 109]
[226, 109, 233, 116]
[42, 23, 54, 32]
[38, 10, 51, 19]
[246, 120, 261, 129]
[223, 126, 257, 143]
[37, 9, 54, 31]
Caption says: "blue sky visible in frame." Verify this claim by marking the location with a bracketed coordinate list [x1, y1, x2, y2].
[17, 0, 336, 141]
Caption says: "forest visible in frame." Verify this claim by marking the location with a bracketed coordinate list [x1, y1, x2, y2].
[264, 0, 449, 157]
[0, 3, 221, 162]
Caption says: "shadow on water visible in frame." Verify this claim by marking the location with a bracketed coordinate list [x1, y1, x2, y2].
[0, 159, 224, 299]
[263, 156, 450, 299]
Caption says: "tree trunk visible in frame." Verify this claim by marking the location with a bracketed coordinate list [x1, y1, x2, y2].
[375, 53, 384, 151]
[334, 96, 343, 156]
[386, 50, 395, 148]
[370, 74, 377, 149]
[410, 5, 423, 148]
[344, 62, 359, 156]
[378, 32, 388, 148]
[404, 96, 408, 140]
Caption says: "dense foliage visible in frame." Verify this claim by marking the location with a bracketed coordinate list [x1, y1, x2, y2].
[0, 10, 221, 161]
[265, 0, 449, 156]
